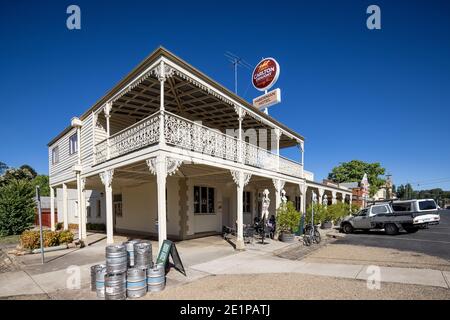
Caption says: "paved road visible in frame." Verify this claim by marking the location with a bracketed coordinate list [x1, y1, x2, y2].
[335, 209, 450, 260]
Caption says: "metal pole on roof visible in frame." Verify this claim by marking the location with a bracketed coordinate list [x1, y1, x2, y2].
[36, 186, 44, 264]
[225, 52, 253, 95]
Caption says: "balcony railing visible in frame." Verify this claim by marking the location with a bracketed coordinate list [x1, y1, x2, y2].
[95, 112, 160, 163]
[164, 112, 238, 162]
[94, 111, 303, 178]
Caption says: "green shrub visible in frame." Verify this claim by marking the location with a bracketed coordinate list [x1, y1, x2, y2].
[0, 179, 36, 236]
[276, 201, 300, 233]
[305, 203, 327, 225]
[56, 222, 64, 231]
[58, 230, 74, 244]
[43, 231, 59, 247]
[68, 223, 78, 230]
[350, 204, 360, 215]
[20, 230, 41, 250]
[20, 229, 74, 249]
[327, 203, 350, 222]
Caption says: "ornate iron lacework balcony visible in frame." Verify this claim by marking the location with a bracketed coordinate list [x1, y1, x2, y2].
[94, 111, 303, 178]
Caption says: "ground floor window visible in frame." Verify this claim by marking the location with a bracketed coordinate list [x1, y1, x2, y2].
[73, 201, 78, 218]
[113, 194, 122, 217]
[97, 199, 101, 217]
[243, 191, 251, 213]
[295, 196, 301, 212]
[194, 186, 215, 214]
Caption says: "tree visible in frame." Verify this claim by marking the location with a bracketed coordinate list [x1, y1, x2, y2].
[396, 184, 405, 199]
[0, 161, 7, 176]
[0, 167, 34, 186]
[32, 175, 50, 197]
[396, 183, 416, 200]
[19, 165, 37, 179]
[0, 179, 36, 236]
[328, 160, 386, 196]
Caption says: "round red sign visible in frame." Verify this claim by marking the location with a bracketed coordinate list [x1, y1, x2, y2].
[252, 58, 280, 91]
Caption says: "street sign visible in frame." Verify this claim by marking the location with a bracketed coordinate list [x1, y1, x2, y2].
[156, 240, 171, 266]
[36, 186, 44, 264]
[253, 88, 281, 111]
[252, 58, 280, 91]
[156, 240, 186, 276]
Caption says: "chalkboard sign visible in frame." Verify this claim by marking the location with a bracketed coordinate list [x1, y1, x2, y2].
[156, 240, 172, 266]
[170, 241, 186, 276]
[156, 240, 186, 277]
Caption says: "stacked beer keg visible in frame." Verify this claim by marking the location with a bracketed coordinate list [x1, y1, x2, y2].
[90, 239, 167, 300]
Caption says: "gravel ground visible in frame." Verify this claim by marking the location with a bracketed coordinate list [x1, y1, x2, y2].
[3, 272, 449, 300]
[302, 244, 450, 271]
[5, 272, 449, 300]
[0, 249, 19, 274]
[145, 273, 450, 300]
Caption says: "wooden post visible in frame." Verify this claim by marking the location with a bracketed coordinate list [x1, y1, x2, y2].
[156, 155, 167, 249]
[50, 187, 56, 231]
[62, 183, 68, 230]
[100, 170, 114, 244]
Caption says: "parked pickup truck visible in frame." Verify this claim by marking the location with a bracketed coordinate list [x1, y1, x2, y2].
[390, 199, 440, 228]
[340, 200, 439, 235]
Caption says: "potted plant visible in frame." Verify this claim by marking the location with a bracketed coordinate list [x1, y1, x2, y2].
[306, 203, 325, 226]
[321, 206, 333, 229]
[276, 201, 300, 242]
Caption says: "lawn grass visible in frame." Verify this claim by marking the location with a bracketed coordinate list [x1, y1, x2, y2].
[0, 234, 20, 246]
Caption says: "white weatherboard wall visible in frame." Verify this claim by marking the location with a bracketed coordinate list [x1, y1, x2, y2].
[56, 188, 105, 225]
[49, 128, 78, 185]
[116, 178, 180, 237]
[49, 113, 95, 185]
[80, 113, 94, 169]
[117, 182, 157, 234]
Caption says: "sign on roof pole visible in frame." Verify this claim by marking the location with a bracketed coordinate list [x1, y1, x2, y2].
[252, 58, 281, 114]
[252, 58, 280, 92]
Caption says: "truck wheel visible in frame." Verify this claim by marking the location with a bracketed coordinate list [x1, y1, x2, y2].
[342, 223, 353, 234]
[385, 223, 399, 235]
[403, 225, 419, 233]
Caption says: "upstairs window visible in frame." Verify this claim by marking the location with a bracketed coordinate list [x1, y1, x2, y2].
[52, 146, 59, 165]
[69, 133, 78, 155]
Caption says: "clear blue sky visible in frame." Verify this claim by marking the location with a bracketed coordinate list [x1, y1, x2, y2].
[1, 0, 449, 190]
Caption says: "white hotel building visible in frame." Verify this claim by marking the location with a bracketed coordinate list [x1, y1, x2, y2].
[47, 47, 351, 249]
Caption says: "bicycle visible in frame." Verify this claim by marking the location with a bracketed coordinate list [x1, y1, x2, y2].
[302, 224, 321, 246]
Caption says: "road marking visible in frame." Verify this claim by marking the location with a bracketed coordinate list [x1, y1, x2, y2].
[418, 231, 450, 235]
[354, 265, 366, 280]
[306, 256, 450, 268]
[442, 271, 450, 289]
[348, 235, 450, 245]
